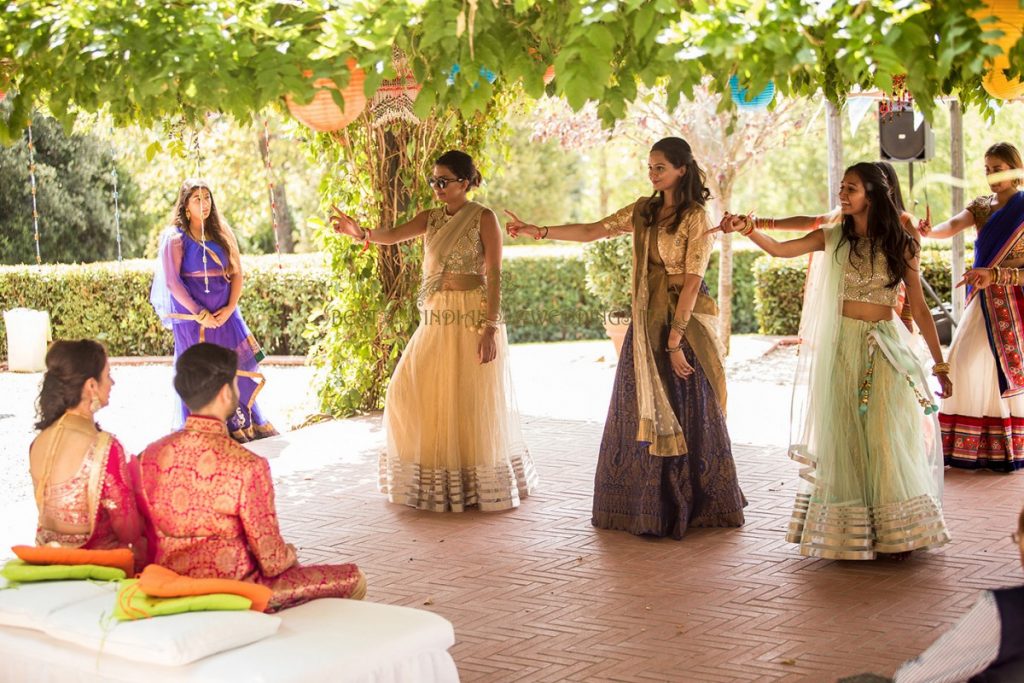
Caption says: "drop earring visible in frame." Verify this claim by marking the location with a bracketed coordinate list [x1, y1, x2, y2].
[89, 396, 101, 413]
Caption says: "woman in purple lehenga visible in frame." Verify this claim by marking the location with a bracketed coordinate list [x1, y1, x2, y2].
[150, 178, 278, 443]
[506, 138, 746, 539]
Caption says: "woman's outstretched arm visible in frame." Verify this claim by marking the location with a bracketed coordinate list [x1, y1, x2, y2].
[330, 207, 430, 245]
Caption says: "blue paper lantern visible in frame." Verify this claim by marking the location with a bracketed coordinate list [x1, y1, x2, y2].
[446, 64, 498, 88]
[729, 75, 775, 110]
[446, 64, 461, 86]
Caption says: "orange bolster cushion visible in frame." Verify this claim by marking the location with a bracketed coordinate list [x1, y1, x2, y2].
[137, 564, 272, 613]
[12, 546, 135, 577]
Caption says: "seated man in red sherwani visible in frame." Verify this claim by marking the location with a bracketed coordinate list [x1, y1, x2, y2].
[132, 343, 365, 611]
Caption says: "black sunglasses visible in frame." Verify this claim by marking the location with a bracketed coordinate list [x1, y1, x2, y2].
[427, 176, 464, 190]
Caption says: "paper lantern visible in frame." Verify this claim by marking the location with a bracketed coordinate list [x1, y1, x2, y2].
[729, 75, 775, 110]
[543, 66, 555, 85]
[368, 47, 422, 128]
[446, 64, 498, 88]
[285, 59, 366, 132]
[976, 1, 1024, 100]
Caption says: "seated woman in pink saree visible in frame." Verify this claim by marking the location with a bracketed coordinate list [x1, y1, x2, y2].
[29, 340, 145, 571]
[132, 343, 365, 612]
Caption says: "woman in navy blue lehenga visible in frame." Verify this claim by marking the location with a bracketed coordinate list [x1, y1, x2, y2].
[150, 178, 277, 443]
[506, 138, 745, 538]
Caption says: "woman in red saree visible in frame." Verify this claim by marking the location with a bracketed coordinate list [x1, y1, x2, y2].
[29, 340, 145, 570]
[921, 142, 1024, 471]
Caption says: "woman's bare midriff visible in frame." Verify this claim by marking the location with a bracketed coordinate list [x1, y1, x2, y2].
[436, 272, 486, 291]
[842, 300, 894, 322]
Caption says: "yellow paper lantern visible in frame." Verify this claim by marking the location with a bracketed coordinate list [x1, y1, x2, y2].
[285, 59, 366, 132]
[976, 0, 1024, 100]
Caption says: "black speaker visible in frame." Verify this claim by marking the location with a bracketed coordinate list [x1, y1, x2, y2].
[879, 103, 934, 162]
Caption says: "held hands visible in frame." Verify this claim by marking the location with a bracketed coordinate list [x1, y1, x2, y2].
[503, 209, 541, 239]
[211, 306, 235, 327]
[955, 268, 993, 290]
[196, 309, 219, 329]
[329, 204, 363, 239]
[704, 212, 748, 237]
[477, 327, 497, 364]
[666, 331, 694, 380]
[916, 205, 932, 236]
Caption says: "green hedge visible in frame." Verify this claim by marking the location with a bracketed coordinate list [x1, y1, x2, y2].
[0, 254, 608, 359]
[705, 249, 762, 334]
[503, 256, 606, 343]
[751, 249, 969, 335]
[0, 257, 329, 359]
[2, 248, 965, 357]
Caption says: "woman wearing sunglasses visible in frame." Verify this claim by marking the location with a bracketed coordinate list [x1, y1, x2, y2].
[506, 137, 746, 539]
[329, 150, 537, 513]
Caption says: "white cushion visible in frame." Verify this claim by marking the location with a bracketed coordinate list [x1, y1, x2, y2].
[0, 579, 117, 631]
[43, 593, 282, 666]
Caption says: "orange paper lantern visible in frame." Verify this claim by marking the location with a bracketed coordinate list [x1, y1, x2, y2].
[976, 1, 1024, 100]
[286, 59, 366, 132]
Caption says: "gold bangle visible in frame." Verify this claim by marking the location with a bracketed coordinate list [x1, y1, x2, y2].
[739, 216, 755, 237]
[670, 318, 689, 335]
[932, 362, 951, 375]
[665, 343, 684, 353]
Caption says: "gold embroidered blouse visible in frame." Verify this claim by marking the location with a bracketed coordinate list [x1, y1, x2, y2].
[969, 194, 1024, 261]
[426, 207, 484, 276]
[600, 199, 715, 277]
[842, 240, 900, 307]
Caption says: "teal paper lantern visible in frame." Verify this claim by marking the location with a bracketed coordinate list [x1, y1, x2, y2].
[729, 75, 775, 110]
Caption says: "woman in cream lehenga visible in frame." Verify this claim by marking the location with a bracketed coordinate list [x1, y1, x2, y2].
[330, 150, 537, 512]
[29, 340, 145, 569]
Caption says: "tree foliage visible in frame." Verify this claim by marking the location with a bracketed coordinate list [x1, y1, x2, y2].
[1, 1, 1020, 142]
[0, 108, 149, 265]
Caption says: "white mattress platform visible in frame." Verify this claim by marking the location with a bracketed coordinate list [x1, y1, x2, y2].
[0, 581, 459, 683]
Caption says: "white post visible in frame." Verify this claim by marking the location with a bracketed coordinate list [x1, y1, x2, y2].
[826, 100, 843, 211]
[949, 100, 966, 322]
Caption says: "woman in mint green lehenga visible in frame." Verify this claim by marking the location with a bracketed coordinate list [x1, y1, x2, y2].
[714, 162, 952, 560]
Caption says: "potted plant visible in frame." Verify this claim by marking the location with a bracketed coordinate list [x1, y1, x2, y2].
[583, 235, 632, 356]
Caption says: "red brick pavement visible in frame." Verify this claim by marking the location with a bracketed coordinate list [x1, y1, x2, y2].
[264, 416, 1024, 683]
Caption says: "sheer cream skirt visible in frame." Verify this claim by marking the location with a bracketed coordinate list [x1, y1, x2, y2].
[381, 290, 538, 512]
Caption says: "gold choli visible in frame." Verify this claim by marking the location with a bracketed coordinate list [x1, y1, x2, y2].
[600, 201, 714, 277]
[842, 240, 900, 307]
[970, 194, 1024, 261]
[427, 207, 485, 276]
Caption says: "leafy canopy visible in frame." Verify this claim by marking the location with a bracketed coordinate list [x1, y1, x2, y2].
[0, 0, 1019, 141]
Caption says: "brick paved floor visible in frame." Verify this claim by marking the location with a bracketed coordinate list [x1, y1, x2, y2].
[250, 413, 1024, 683]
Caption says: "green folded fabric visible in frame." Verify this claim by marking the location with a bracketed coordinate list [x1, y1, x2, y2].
[113, 579, 252, 621]
[2, 559, 126, 583]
